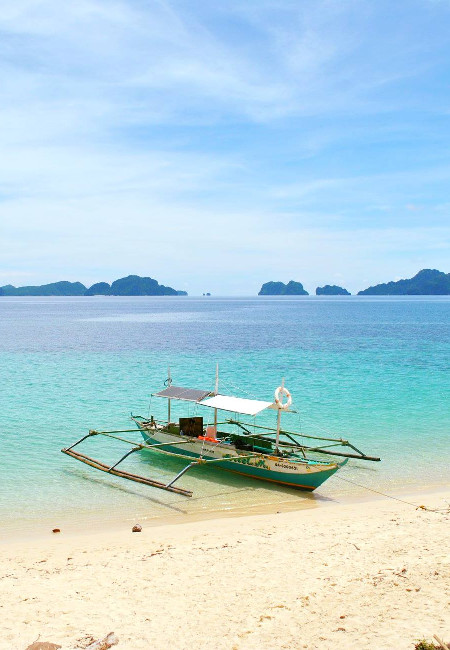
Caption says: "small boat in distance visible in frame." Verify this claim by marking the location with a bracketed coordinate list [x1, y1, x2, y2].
[62, 368, 380, 497]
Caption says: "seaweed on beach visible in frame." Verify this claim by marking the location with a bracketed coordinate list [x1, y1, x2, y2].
[415, 639, 449, 650]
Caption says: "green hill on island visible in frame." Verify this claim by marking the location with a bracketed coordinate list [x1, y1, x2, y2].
[0, 275, 188, 296]
[106, 275, 187, 296]
[316, 285, 350, 296]
[84, 282, 111, 296]
[358, 269, 450, 295]
[0, 281, 87, 296]
[258, 281, 309, 295]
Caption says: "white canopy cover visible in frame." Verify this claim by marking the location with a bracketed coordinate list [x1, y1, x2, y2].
[201, 394, 275, 416]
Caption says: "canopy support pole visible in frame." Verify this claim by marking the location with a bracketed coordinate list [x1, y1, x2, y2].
[275, 409, 282, 451]
[214, 363, 219, 434]
[275, 377, 284, 452]
[167, 366, 172, 424]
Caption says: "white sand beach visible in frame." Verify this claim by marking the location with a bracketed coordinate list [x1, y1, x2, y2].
[1, 491, 449, 650]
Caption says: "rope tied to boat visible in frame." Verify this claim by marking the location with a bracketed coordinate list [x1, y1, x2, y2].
[334, 475, 450, 514]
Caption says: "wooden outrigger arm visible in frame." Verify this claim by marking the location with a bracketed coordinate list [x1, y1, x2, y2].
[62, 430, 264, 497]
[61, 430, 198, 497]
[228, 420, 381, 462]
[62, 447, 194, 497]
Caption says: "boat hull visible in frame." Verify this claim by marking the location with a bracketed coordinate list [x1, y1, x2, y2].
[135, 422, 343, 491]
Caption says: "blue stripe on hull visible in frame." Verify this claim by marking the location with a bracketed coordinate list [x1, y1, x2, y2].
[204, 459, 337, 490]
[140, 430, 338, 491]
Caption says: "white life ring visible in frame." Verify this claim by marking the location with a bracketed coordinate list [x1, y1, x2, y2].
[274, 385, 292, 410]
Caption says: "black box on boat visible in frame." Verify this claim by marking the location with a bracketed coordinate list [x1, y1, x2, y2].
[179, 417, 203, 437]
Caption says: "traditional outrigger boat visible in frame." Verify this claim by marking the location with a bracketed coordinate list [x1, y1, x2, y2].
[62, 369, 380, 497]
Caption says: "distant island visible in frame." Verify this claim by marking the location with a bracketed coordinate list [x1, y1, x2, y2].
[257, 269, 449, 296]
[2, 268, 449, 297]
[316, 285, 350, 296]
[0, 281, 87, 297]
[0, 275, 188, 297]
[358, 269, 450, 295]
[258, 281, 308, 296]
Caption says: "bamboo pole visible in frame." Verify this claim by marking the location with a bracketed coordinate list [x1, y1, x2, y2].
[62, 433, 199, 463]
[227, 419, 349, 444]
[199, 453, 264, 464]
[434, 635, 450, 650]
[95, 429, 145, 434]
[61, 448, 193, 496]
[227, 421, 380, 461]
[91, 431, 196, 450]
[214, 363, 219, 435]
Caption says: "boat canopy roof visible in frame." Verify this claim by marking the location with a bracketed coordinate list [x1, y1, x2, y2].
[154, 383, 279, 416]
[201, 394, 275, 416]
[154, 386, 212, 402]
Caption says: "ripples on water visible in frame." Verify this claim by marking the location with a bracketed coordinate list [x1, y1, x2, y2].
[0, 296, 449, 537]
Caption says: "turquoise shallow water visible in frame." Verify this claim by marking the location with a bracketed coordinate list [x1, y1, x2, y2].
[0, 296, 449, 538]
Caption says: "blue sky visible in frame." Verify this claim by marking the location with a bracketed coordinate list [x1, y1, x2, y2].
[0, 0, 449, 294]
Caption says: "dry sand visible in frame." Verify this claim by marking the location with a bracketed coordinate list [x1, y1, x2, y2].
[1, 490, 449, 650]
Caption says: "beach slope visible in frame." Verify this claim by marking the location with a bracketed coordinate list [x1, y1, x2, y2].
[1, 492, 448, 650]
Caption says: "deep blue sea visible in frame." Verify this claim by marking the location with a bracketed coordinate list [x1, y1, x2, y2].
[1, 296, 449, 538]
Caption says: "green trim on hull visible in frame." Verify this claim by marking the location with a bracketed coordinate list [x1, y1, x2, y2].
[139, 430, 339, 491]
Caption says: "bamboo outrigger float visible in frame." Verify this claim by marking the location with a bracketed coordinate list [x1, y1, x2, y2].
[62, 367, 380, 497]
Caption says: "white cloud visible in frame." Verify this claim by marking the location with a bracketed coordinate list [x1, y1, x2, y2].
[2, 0, 445, 132]
[0, 0, 449, 292]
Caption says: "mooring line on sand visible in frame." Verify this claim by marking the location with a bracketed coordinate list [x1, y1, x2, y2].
[334, 475, 450, 514]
